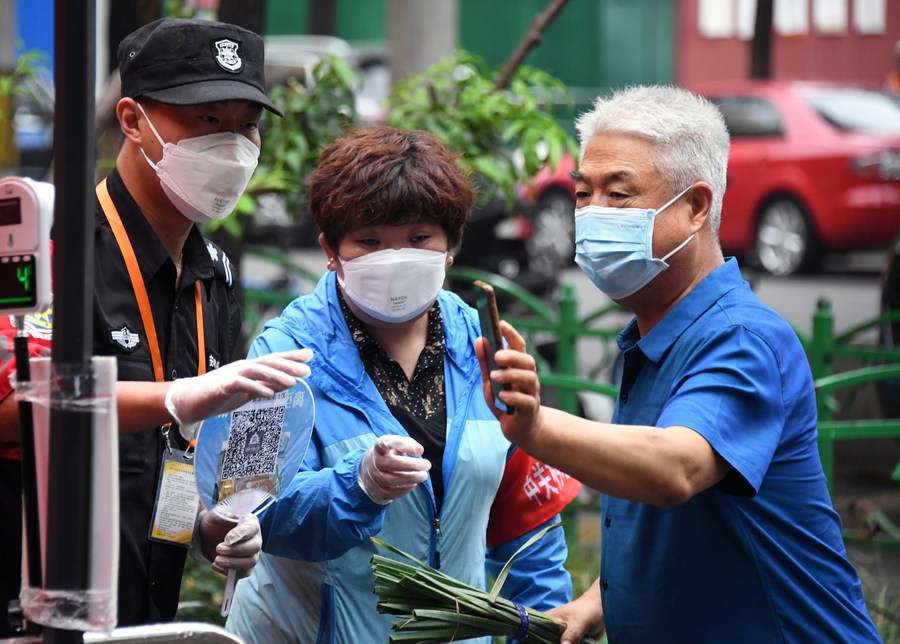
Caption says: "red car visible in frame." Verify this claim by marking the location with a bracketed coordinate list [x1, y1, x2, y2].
[519, 151, 578, 279]
[522, 80, 900, 276]
[695, 79, 900, 275]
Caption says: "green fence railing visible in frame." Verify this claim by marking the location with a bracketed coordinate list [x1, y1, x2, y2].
[446, 265, 622, 414]
[799, 298, 900, 381]
[241, 246, 324, 346]
[798, 298, 900, 547]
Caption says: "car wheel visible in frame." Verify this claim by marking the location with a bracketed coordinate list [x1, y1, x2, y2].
[525, 189, 576, 279]
[754, 197, 820, 276]
[877, 232, 900, 418]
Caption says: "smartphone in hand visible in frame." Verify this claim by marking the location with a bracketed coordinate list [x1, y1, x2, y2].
[474, 280, 514, 414]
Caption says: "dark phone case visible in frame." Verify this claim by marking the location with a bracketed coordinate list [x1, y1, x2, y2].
[474, 280, 514, 414]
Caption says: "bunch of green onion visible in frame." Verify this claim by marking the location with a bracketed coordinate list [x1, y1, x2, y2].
[371, 523, 599, 643]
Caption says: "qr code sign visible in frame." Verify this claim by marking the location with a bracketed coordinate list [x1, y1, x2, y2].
[221, 405, 285, 480]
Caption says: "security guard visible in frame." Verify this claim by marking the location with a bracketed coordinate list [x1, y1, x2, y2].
[0, 18, 312, 632]
[96, 17, 283, 626]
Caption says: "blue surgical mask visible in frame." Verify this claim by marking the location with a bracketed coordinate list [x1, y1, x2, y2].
[574, 185, 694, 299]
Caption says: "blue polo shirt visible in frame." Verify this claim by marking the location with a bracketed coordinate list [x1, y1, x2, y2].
[600, 259, 879, 643]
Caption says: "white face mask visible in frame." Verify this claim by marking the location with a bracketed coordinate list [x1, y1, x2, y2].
[136, 103, 260, 223]
[338, 248, 447, 323]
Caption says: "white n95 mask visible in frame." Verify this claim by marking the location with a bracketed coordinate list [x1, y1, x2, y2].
[137, 103, 259, 223]
[574, 185, 694, 299]
[338, 248, 447, 323]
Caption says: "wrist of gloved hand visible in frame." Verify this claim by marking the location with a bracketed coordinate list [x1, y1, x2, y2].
[190, 509, 213, 566]
[164, 381, 201, 440]
[163, 349, 313, 437]
[195, 506, 262, 578]
[357, 435, 431, 505]
[358, 465, 394, 505]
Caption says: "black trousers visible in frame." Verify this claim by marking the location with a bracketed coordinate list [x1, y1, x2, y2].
[0, 457, 23, 636]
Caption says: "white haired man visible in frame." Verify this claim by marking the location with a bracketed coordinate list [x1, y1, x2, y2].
[477, 85, 880, 643]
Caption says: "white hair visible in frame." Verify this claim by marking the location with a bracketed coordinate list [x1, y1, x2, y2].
[575, 85, 730, 237]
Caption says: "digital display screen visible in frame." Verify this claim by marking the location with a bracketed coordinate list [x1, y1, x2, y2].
[0, 197, 22, 227]
[0, 256, 37, 310]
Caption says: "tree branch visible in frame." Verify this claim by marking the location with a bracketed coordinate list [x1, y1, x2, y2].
[494, 0, 571, 90]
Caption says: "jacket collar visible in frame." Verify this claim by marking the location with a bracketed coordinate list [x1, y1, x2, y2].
[266, 271, 482, 389]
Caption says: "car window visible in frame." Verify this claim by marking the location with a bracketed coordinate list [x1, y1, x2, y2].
[710, 96, 784, 138]
[801, 88, 900, 135]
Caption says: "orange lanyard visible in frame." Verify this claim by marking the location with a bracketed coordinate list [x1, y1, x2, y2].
[96, 178, 206, 382]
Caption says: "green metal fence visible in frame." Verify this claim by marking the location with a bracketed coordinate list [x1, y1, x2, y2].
[795, 300, 900, 488]
[241, 246, 323, 348]
[797, 299, 900, 546]
[446, 265, 622, 413]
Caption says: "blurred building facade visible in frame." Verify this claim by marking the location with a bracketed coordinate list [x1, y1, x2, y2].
[679, 0, 900, 85]
[264, 0, 899, 91]
[13, 1, 897, 92]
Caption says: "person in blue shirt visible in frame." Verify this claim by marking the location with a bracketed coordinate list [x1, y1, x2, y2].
[225, 125, 576, 643]
[477, 85, 881, 643]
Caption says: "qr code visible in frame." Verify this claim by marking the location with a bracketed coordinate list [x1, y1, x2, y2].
[221, 405, 285, 480]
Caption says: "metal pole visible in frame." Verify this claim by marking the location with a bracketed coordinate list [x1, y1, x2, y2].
[44, 0, 96, 641]
[0, 0, 17, 167]
[811, 298, 835, 497]
[13, 320, 41, 636]
[811, 299, 834, 384]
[555, 284, 579, 415]
[749, 0, 774, 79]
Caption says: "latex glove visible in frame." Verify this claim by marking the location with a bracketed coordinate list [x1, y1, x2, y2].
[198, 507, 262, 579]
[358, 435, 431, 504]
[165, 349, 313, 435]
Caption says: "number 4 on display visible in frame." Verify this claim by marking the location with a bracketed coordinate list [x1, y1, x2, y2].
[17, 264, 32, 292]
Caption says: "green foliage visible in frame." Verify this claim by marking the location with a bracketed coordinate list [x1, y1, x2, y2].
[0, 49, 50, 122]
[871, 588, 900, 644]
[177, 556, 227, 626]
[386, 50, 578, 205]
[163, 0, 193, 19]
[209, 49, 578, 239]
[177, 507, 893, 643]
[206, 54, 361, 239]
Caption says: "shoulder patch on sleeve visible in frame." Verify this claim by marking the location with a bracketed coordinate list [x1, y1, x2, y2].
[205, 240, 236, 289]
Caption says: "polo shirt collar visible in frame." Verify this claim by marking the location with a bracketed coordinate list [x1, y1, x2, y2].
[617, 258, 745, 363]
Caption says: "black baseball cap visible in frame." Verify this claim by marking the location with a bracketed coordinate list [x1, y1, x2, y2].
[118, 17, 283, 117]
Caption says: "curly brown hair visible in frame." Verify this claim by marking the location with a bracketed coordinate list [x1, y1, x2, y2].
[307, 125, 473, 250]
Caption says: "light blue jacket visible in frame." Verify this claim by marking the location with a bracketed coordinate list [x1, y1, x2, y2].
[226, 272, 571, 643]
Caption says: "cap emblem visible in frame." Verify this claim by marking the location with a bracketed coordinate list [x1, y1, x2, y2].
[214, 39, 242, 73]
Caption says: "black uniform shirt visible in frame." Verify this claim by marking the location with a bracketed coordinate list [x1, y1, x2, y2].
[93, 168, 242, 625]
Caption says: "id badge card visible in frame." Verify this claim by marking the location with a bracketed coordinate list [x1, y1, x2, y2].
[149, 448, 200, 547]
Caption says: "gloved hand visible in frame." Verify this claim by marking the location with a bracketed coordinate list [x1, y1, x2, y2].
[198, 507, 263, 579]
[165, 349, 313, 436]
[358, 435, 432, 504]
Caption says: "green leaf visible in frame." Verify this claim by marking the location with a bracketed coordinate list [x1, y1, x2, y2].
[384, 50, 577, 199]
[487, 522, 564, 603]
[371, 537, 431, 569]
[372, 528, 575, 644]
